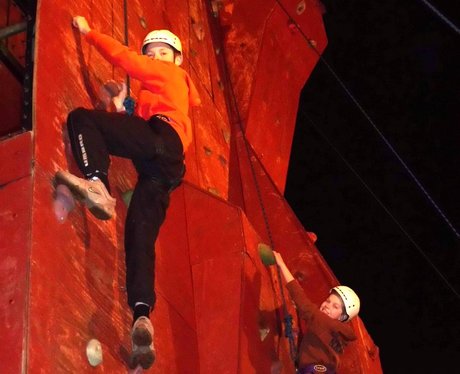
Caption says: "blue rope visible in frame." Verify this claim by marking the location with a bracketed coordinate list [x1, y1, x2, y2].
[123, 0, 135, 116]
[284, 314, 297, 360]
[123, 96, 135, 116]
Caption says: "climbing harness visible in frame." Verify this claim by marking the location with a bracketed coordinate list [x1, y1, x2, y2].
[122, 0, 135, 115]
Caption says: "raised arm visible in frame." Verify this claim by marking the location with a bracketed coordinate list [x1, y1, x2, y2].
[71, 16, 174, 83]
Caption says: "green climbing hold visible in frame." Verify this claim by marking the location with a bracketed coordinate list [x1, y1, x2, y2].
[258, 243, 276, 266]
[122, 189, 133, 207]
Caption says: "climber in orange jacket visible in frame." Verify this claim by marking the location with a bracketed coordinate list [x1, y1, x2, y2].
[273, 251, 359, 374]
[56, 15, 201, 370]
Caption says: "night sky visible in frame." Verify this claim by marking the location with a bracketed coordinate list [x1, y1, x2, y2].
[285, 1, 459, 372]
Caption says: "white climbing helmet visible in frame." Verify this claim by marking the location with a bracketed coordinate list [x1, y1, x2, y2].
[142, 30, 183, 63]
[331, 285, 360, 321]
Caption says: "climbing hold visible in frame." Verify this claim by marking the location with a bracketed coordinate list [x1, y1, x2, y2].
[211, 1, 221, 17]
[296, 1, 306, 15]
[259, 326, 270, 341]
[191, 18, 205, 41]
[207, 187, 220, 197]
[122, 189, 134, 207]
[258, 243, 276, 266]
[218, 155, 228, 167]
[221, 129, 231, 144]
[307, 231, 317, 243]
[203, 146, 212, 156]
[139, 16, 147, 29]
[53, 184, 75, 223]
[86, 339, 103, 367]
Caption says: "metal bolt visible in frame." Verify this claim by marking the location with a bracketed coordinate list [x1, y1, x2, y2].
[296, 1, 306, 15]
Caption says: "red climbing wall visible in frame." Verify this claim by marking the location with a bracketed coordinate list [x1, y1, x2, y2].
[0, 133, 32, 374]
[0, 0, 382, 373]
[223, 0, 327, 194]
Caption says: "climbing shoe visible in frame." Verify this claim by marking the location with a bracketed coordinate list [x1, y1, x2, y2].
[129, 316, 156, 369]
[55, 170, 116, 220]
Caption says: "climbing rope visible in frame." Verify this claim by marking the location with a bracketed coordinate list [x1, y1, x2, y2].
[241, 108, 298, 363]
[301, 112, 460, 300]
[240, 124, 298, 362]
[418, 0, 460, 36]
[273, 0, 459, 239]
[122, 0, 135, 115]
[205, 0, 297, 362]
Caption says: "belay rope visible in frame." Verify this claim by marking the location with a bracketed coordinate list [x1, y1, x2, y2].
[241, 131, 298, 363]
[204, 0, 298, 362]
[122, 0, 135, 115]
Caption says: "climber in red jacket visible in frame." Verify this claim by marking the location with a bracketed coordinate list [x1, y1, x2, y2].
[56, 15, 201, 370]
[273, 251, 360, 374]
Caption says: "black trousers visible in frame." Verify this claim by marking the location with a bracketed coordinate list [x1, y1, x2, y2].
[66, 108, 185, 309]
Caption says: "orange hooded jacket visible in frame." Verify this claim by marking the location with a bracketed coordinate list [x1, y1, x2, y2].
[85, 30, 201, 151]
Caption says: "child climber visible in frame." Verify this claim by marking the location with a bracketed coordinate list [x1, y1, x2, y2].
[273, 252, 360, 374]
[57, 16, 201, 369]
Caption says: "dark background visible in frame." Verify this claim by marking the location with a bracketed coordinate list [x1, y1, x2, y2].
[285, 1, 459, 372]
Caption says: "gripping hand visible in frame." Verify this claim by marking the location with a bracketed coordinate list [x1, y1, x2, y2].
[72, 16, 91, 35]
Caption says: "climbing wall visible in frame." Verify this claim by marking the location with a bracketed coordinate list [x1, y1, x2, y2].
[0, 0, 382, 373]
[223, 0, 327, 194]
[218, 2, 381, 372]
[0, 133, 32, 374]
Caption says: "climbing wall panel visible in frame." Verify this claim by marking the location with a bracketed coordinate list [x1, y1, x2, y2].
[193, 255, 242, 373]
[221, 0, 274, 122]
[186, 0, 232, 200]
[0, 133, 32, 374]
[190, 70, 231, 199]
[155, 187, 196, 330]
[223, 0, 327, 192]
[28, 1, 145, 372]
[244, 5, 325, 193]
[0, 177, 31, 374]
[182, 184, 293, 373]
[150, 293, 200, 373]
[32, 9, 127, 374]
[189, 0, 212, 96]
[238, 213, 296, 373]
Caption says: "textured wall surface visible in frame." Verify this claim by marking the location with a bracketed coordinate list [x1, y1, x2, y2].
[0, 0, 382, 373]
